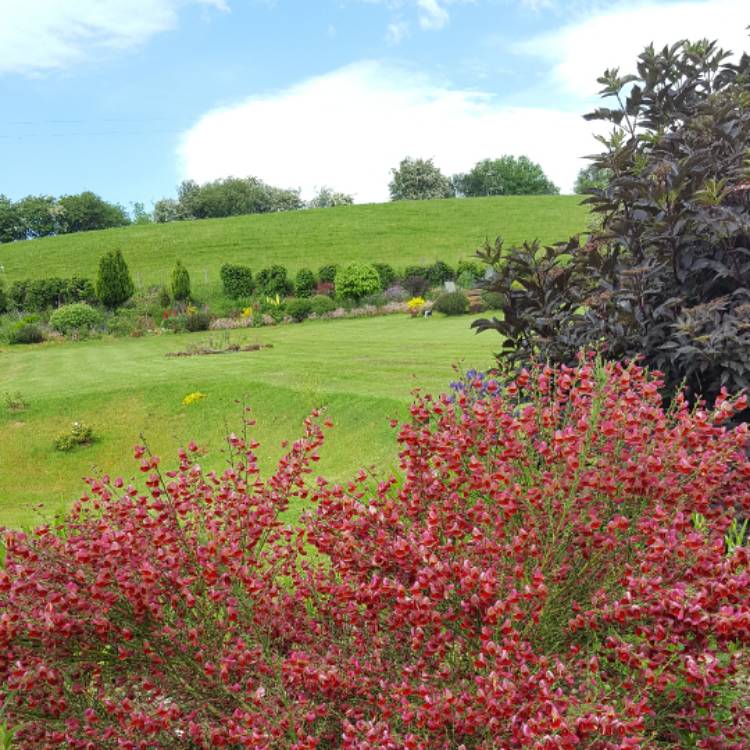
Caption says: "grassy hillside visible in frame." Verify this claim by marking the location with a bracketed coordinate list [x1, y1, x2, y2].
[0, 196, 588, 300]
[0, 315, 498, 528]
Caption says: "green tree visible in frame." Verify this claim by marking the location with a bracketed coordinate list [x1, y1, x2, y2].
[96, 250, 134, 309]
[153, 198, 181, 223]
[171, 260, 191, 302]
[58, 191, 130, 233]
[453, 156, 558, 197]
[15, 195, 61, 238]
[0, 195, 24, 243]
[573, 164, 612, 194]
[131, 202, 153, 224]
[388, 158, 454, 201]
[307, 187, 354, 208]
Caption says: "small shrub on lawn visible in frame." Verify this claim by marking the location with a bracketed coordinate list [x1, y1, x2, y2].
[310, 294, 337, 315]
[334, 262, 381, 301]
[2, 359, 750, 748]
[3, 391, 28, 412]
[0, 279, 8, 314]
[481, 290, 505, 310]
[433, 289, 469, 315]
[54, 420, 95, 451]
[49, 303, 101, 335]
[285, 297, 313, 321]
[294, 268, 316, 298]
[8, 321, 44, 344]
[220, 263, 254, 299]
[185, 310, 211, 332]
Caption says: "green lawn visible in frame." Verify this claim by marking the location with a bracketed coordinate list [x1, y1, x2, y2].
[0, 315, 499, 528]
[0, 196, 588, 303]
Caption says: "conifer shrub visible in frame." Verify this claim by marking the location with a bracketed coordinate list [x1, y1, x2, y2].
[96, 250, 134, 309]
[1, 360, 749, 748]
[171, 260, 191, 302]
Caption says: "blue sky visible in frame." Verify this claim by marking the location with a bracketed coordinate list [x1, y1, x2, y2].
[1, 0, 746, 207]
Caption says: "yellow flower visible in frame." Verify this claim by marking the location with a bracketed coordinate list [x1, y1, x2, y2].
[182, 391, 206, 406]
[241, 306, 253, 319]
[407, 296, 426, 311]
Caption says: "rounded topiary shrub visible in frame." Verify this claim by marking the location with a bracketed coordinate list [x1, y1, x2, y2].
[310, 295, 337, 315]
[286, 297, 313, 322]
[334, 263, 381, 301]
[50, 303, 101, 335]
[433, 290, 469, 315]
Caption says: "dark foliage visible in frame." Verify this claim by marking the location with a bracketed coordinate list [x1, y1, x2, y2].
[372, 262, 397, 289]
[7, 276, 96, 312]
[317, 264, 338, 284]
[473, 38, 750, 406]
[9, 322, 44, 344]
[426, 260, 455, 285]
[256, 265, 293, 297]
[185, 311, 211, 332]
[220, 264, 254, 299]
[402, 274, 430, 297]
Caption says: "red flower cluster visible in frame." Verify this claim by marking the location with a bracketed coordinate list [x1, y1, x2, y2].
[1, 359, 749, 749]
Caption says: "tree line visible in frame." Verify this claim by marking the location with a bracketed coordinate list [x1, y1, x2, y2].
[0, 154, 594, 244]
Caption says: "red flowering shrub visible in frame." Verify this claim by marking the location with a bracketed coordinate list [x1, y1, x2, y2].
[2, 359, 750, 749]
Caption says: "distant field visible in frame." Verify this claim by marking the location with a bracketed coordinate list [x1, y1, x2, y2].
[0, 315, 500, 529]
[0, 196, 589, 302]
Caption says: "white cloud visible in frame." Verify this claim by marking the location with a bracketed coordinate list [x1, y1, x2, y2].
[417, 0, 451, 29]
[516, 0, 749, 98]
[386, 20, 411, 44]
[178, 61, 603, 202]
[362, 0, 473, 32]
[0, 0, 228, 75]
